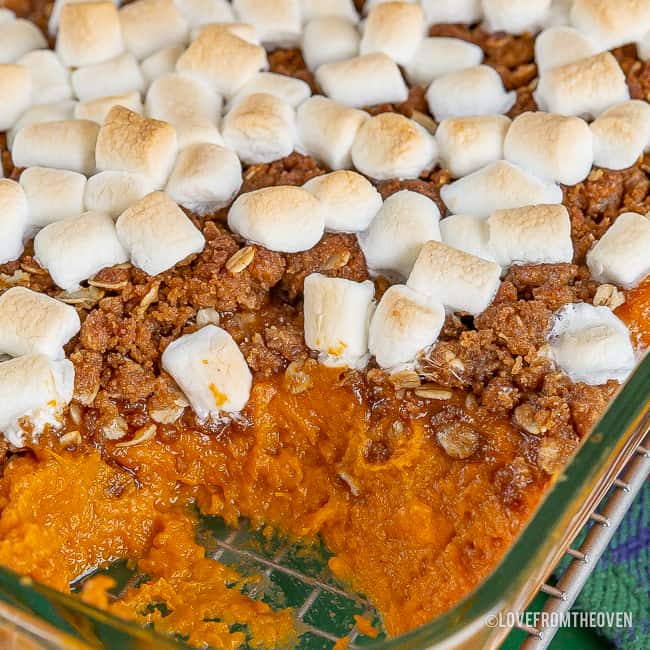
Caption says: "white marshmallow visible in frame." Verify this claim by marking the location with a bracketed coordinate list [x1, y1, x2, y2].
[358, 190, 441, 278]
[228, 185, 325, 253]
[0, 355, 74, 447]
[146, 73, 223, 149]
[405, 37, 484, 87]
[17, 50, 72, 104]
[75, 92, 143, 125]
[0, 287, 80, 360]
[174, 0, 234, 26]
[590, 101, 650, 170]
[95, 106, 178, 189]
[7, 100, 76, 149]
[84, 171, 154, 218]
[161, 325, 252, 420]
[420, 0, 482, 24]
[120, 0, 189, 61]
[364, 0, 417, 9]
[0, 64, 32, 132]
[0, 180, 28, 265]
[301, 0, 358, 22]
[315, 53, 408, 108]
[542, 0, 573, 28]
[535, 52, 629, 119]
[351, 112, 437, 180]
[20, 167, 87, 227]
[232, 0, 301, 47]
[229, 72, 310, 109]
[436, 114, 510, 178]
[0, 8, 15, 23]
[439, 214, 495, 262]
[302, 171, 382, 233]
[638, 29, 650, 60]
[426, 65, 515, 121]
[368, 284, 445, 370]
[189, 21, 260, 44]
[586, 212, 650, 289]
[487, 204, 574, 267]
[116, 191, 205, 275]
[440, 161, 563, 218]
[222, 92, 296, 164]
[296, 96, 368, 170]
[166, 143, 242, 215]
[534, 26, 598, 73]
[12, 120, 99, 176]
[141, 46, 184, 89]
[407, 240, 502, 315]
[71, 53, 145, 102]
[0, 19, 47, 64]
[303, 273, 375, 368]
[302, 16, 360, 71]
[548, 303, 635, 385]
[34, 211, 129, 290]
[482, 0, 551, 34]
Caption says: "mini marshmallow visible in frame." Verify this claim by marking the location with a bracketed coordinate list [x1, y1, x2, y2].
[0, 180, 28, 265]
[146, 73, 223, 149]
[17, 50, 72, 104]
[368, 284, 445, 369]
[487, 204, 574, 267]
[228, 72, 311, 109]
[358, 190, 441, 278]
[176, 27, 267, 97]
[0, 287, 80, 359]
[0, 355, 74, 447]
[548, 302, 635, 385]
[436, 114, 510, 178]
[71, 53, 145, 102]
[440, 161, 563, 218]
[587, 212, 650, 289]
[57, 2, 124, 67]
[542, 0, 573, 28]
[48, 0, 122, 36]
[638, 29, 650, 60]
[302, 170, 382, 233]
[20, 167, 87, 227]
[482, 0, 551, 33]
[228, 185, 325, 253]
[351, 112, 437, 180]
[0, 8, 14, 23]
[34, 211, 129, 290]
[360, 1, 425, 66]
[7, 100, 77, 149]
[222, 92, 296, 164]
[166, 143, 242, 215]
[74, 91, 143, 124]
[174, 0, 234, 26]
[591, 101, 650, 170]
[0, 64, 32, 132]
[116, 191, 205, 275]
[190, 21, 260, 44]
[426, 65, 516, 121]
[315, 53, 408, 108]
[302, 16, 360, 71]
[405, 37, 484, 87]
[84, 171, 154, 218]
[296, 96, 368, 170]
[535, 52, 629, 119]
[420, 0, 482, 24]
[534, 26, 598, 73]
[303, 273, 375, 368]
[95, 106, 178, 189]
[364, 0, 417, 9]
[12, 120, 99, 176]
[162, 325, 252, 420]
[120, 0, 189, 60]
[301, 0, 358, 22]
[439, 214, 495, 262]
[0, 19, 47, 64]
[232, 0, 301, 47]
[141, 46, 184, 89]
[407, 240, 502, 315]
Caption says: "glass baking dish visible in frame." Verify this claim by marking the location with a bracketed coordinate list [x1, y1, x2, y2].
[0, 350, 648, 650]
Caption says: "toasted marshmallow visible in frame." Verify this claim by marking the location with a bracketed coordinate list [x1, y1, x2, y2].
[0, 355, 74, 447]
[48, 0, 122, 35]
[369, 284, 444, 369]
[174, 0, 234, 26]
[302, 16, 360, 71]
[407, 240, 502, 315]
[440, 161, 563, 218]
[74, 91, 143, 124]
[141, 46, 184, 89]
[34, 211, 129, 290]
[358, 190, 441, 278]
[420, 0, 482, 24]
[166, 143, 242, 215]
[488, 204, 573, 268]
[96, 106, 178, 189]
[591, 101, 650, 170]
[587, 212, 650, 289]
[301, 0, 358, 22]
[436, 114, 510, 178]
[120, 0, 189, 60]
[439, 214, 494, 261]
[71, 52, 145, 102]
[176, 27, 267, 97]
[190, 21, 260, 44]
[548, 303, 635, 385]
[7, 100, 76, 149]
[84, 171, 154, 218]
[17, 50, 72, 104]
[232, 0, 301, 47]
[0, 180, 28, 264]
[426, 65, 515, 121]
[296, 96, 368, 170]
[316, 53, 408, 108]
[162, 325, 252, 420]
[302, 171, 382, 233]
[20, 167, 87, 227]
[228, 72, 311, 109]
[534, 26, 598, 73]
[535, 52, 629, 119]
[482, 0, 551, 33]
[12, 119, 99, 176]
[405, 37, 484, 87]
[0, 19, 47, 64]
[222, 92, 296, 164]
[0, 64, 32, 131]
